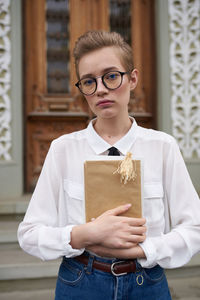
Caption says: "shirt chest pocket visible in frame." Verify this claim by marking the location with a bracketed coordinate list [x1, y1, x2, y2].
[143, 183, 164, 228]
[63, 179, 85, 224]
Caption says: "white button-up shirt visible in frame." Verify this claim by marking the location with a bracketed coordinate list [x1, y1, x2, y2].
[18, 118, 200, 268]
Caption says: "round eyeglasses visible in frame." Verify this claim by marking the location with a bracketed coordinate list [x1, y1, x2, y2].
[75, 71, 129, 96]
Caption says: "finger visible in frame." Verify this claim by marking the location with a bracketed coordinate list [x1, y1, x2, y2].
[129, 226, 147, 235]
[127, 234, 146, 244]
[105, 204, 132, 216]
[128, 218, 146, 226]
[114, 241, 137, 249]
[123, 241, 138, 248]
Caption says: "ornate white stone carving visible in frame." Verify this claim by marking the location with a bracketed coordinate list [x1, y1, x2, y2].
[0, 0, 11, 161]
[168, 0, 200, 159]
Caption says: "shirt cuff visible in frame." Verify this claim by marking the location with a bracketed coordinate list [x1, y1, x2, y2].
[138, 238, 157, 268]
[62, 225, 85, 258]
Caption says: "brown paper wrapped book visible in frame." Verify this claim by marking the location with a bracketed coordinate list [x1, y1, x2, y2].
[84, 157, 142, 222]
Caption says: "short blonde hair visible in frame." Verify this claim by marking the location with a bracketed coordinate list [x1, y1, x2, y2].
[73, 30, 134, 79]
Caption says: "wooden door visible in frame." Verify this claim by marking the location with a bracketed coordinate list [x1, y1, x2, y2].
[23, 0, 156, 192]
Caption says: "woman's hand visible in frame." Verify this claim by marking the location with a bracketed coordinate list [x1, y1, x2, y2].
[70, 204, 146, 250]
[86, 244, 146, 259]
[88, 204, 146, 248]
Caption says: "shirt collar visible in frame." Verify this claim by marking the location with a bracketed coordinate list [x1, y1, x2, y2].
[86, 117, 138, 155]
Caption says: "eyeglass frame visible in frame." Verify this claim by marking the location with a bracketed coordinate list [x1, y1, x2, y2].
[75, 70, 130, 96]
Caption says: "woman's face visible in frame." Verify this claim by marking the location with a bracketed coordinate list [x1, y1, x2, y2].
[78, 46, 138, 120]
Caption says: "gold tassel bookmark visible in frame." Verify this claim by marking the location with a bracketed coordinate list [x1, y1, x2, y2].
[113, 152, 137, 184]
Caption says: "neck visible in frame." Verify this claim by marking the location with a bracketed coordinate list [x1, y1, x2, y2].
[94, 114, 132, 145]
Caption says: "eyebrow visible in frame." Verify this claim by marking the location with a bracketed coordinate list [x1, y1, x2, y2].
[80, 66, 119, 80]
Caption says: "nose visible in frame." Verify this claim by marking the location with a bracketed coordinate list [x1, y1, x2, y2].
[95, 77, 108, 95]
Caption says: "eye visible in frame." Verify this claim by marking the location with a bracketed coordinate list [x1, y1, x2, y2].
[82, 78, 95, 86]
[105, 72, 120, 80]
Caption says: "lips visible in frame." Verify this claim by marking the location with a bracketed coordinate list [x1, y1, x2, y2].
[96, 100, 114, 107]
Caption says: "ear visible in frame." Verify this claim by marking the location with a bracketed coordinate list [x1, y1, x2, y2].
[129, 69, 138, 91]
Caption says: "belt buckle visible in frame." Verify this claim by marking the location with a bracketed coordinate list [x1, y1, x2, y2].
[111, 261, 127, 276]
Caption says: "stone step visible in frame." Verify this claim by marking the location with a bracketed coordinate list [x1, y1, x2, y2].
[0, 244, 60, 281]
[0, 195, 30, 242]
[167, 275, 200, 300]
[0, 243, 199, 281]
[0, 244, 200, 300]
[165, 252, 200, 279]
[0, 194, 30, 215]
[0, 275, 200, 300]
[0, 277, 57, 293]
[0, 289, 55, 300]
[0, 220, 19, 243]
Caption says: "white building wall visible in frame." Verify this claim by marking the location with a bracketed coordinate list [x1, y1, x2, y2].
[0, 0, 23, 198]
[156, 0, 200, 194]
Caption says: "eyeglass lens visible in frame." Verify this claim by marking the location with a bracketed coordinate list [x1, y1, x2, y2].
[78, 71, 123, 95]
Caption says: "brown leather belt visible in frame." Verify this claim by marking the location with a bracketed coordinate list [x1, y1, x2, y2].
[74, 253, 136, 276]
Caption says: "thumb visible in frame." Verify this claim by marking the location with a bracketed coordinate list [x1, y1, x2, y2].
[108, 204, 132, 216]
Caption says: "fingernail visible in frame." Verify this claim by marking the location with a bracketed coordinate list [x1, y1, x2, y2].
[125, 203, 132, 209]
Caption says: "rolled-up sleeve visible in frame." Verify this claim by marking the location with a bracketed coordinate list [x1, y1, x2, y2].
[138, 138, 200, 269]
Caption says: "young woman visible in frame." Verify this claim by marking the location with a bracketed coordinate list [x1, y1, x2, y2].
[18, 31, 200, 300]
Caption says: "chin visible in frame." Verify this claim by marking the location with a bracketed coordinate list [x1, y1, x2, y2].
[98, 110, 118, 119]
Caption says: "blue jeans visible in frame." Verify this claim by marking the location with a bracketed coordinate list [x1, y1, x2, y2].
[55, 252, 172, 300]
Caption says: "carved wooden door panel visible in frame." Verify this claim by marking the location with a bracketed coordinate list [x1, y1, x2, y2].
[24, 0, 156, 192]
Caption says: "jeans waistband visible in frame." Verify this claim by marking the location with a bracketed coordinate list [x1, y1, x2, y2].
[67, 251, 141, 276]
